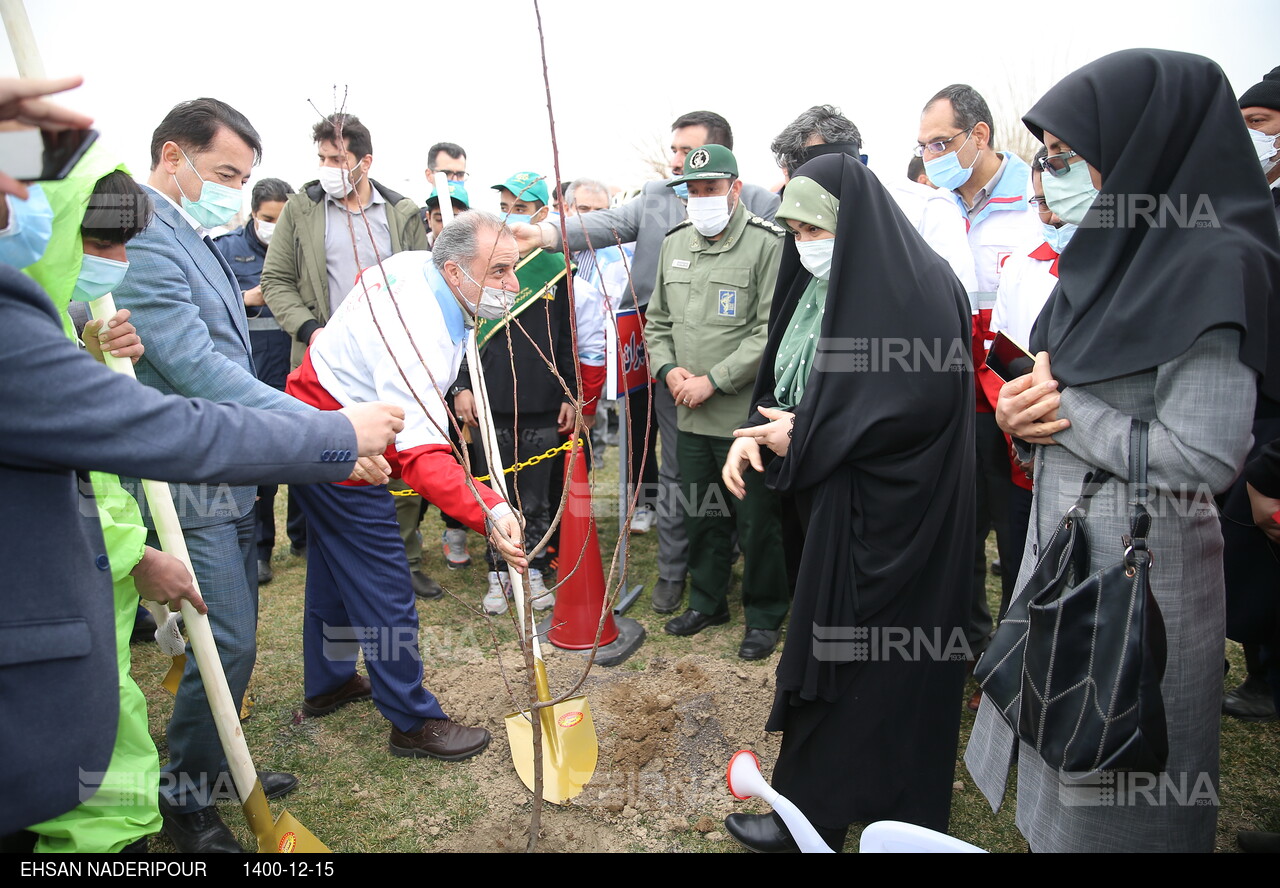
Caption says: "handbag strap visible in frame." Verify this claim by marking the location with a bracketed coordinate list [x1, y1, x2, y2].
[1125, 418, 1152, 566]
[1070, 420, 1150, 525]
[1071, 469, 1113, 516]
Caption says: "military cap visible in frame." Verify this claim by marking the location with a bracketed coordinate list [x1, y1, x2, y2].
[668, 144, 738, 186]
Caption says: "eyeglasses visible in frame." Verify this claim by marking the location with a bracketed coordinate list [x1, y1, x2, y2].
[913, 128, 973, 158]
[1037, 150, 1079, 178]
[431, 169, 468, 182]
[1028, 196, 1049, 208]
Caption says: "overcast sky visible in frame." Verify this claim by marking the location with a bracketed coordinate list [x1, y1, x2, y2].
[2, 0, 1276, 216]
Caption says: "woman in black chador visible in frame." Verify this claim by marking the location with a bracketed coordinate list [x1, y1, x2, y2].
[722, 153, 975, 851]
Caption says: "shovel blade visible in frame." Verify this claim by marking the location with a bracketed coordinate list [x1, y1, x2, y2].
[243, 781, 331, 853]
[161, 655, 185, 695]
[259, 809, 331, 853]
[504, 695, 597, 804]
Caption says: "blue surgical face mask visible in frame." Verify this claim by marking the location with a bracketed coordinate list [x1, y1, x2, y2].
[1041, 160, 1100, 227]
[502, 213, 533, 227]
[0, 184, 54, 269]
[174, 148, 243, 229]
[922, 130, 976, 191]
[671, 181, 689, 201]
[1042, 222, 1077, 255]
[72, 253, 130, 302]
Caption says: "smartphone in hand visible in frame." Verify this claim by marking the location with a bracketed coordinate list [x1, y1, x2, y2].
[986, 331, 1036, 383]
[0, 126, 98, 181]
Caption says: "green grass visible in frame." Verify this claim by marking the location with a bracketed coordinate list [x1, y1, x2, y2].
[132, 439, 1280, 852]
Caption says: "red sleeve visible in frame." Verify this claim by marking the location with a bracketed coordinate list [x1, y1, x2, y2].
[578, 362, 606, 416]
[976, 363, 1003, 414]
[977, 364, 1034, 491]
[972, 309, 995, 413]
[398, 443, 506, 533]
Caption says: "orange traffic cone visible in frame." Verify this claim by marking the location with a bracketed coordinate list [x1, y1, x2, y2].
[548, 440, 620, 649]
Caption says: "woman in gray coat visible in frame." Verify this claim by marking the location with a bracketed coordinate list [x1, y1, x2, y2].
[965, 49, 1280, 852]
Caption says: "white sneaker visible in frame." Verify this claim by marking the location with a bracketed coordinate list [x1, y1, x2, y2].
[527, 568, 556, 612]
[442, 528, 471, 569]
[629, 505, 656, 535]
[483, 571, 511, 615]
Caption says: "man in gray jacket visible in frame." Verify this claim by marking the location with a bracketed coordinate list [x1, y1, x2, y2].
[262, 112, 438, 599]
[512, 111, 779, 613]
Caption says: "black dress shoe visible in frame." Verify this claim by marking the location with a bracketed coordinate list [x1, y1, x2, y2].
[1238, 829, 1280, 853]
[158, 797, 244, 853]
[257, 559, 273, 585]
[664, 608, 729, 637]
[651, 578, 684, 614]
[211, 770, 298, 802]
[739, 628, 781, 660]
[258, 771, 299, 800]
[289, 544, 306, 558]
[411, 569, 444, 600]
[1222, 676, 1278, 721]
[724, 813, 799, 853]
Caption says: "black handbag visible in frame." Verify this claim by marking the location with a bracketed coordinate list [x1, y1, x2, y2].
[974, 419, 1169, 774]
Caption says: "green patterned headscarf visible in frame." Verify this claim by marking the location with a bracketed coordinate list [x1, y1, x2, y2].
[775, 176, 839, 234]
[773, 177, 838, 407]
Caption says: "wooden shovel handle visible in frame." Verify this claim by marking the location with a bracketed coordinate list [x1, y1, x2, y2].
[86, 293, 260, 805]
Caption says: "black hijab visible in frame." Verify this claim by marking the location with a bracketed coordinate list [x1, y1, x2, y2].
[749, 154, 975, 707]
[1025, 48, 1280, 398]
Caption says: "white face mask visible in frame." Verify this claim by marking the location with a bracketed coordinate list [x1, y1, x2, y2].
[796, 238, 835, 281]
[458, 266, 516, 321]
[255, 218, 276, 245]
[318, 163, 363, 199]
[1248, 127, 1280, 174]
[686, 193, 732, 236]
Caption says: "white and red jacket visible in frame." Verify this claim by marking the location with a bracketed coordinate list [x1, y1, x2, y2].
[982, 236, 1064, 491]
[943, 153, 1042, 412]
[285, 251, 507, 530]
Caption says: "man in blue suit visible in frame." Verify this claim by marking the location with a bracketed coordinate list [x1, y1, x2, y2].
[0, 74, 404, 851]
[0, 259, 406, 840]
[113, 98, 374, 852]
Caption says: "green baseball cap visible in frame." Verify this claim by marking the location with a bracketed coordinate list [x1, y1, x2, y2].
[668, 144, 738, 186]
[427, 181, 471, 209]
[491, 171, 550, 206]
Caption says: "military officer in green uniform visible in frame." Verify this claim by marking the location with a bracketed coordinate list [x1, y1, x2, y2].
[645, 144, 790, 660]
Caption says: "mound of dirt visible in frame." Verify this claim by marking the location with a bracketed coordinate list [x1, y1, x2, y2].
[422, 652, 781, 852]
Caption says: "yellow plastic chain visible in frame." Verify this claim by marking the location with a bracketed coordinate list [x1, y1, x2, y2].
[389, 437, 581, 492]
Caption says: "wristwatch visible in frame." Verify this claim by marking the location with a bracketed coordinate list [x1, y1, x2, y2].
[448, 384, 470, 398]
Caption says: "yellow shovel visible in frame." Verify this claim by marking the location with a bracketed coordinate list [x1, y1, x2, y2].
[82, 292, 328, 852]
[501, 595, 598, 805]
[466, 328, 597, 804]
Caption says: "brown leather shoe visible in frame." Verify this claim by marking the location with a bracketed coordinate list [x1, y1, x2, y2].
[389, 718, 491, 761]
[303, 674, 372, 717]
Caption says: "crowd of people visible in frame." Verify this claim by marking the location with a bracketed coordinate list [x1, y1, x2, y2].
[2, 45, 1279, 855]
